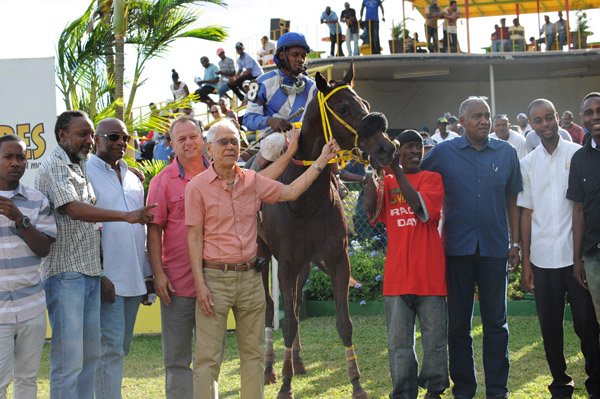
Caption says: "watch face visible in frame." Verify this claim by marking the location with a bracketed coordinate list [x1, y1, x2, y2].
[21, 216, 31, 228]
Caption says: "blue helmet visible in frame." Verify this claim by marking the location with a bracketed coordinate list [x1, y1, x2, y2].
[273, 32, 311, 65]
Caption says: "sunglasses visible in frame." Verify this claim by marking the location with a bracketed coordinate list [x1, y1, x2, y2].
[99, 133, 131, 143]
[215, 137, 239, 146]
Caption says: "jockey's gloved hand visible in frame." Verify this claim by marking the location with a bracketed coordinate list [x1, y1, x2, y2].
[267, 117, 292, 132]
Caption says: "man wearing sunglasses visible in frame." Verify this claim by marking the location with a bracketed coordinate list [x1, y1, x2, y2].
[243, 32, 316, 172]
[35, 111, 155, 398]
[86, 118, 152, 399]
[186, 119, 339, 399]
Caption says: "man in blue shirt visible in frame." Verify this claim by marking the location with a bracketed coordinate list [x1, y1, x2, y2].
[360, 0, 385, 54]
[243, 32, 316, 171]
[194, 56, 219, 107]
[227, 42, 264, 102]
[421, 97, 522, 399]
[321, 6, 344, 57]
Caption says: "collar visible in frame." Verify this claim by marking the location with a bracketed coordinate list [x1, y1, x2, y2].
[167, 156, 211, 179]
[591, 137, 599, 150]
[206, 163, 245, 183]
[5, 183, 29, 200]
[538, 135, 564, 157]
[456, 134, 495, 150]
[89, 154, 127, 173]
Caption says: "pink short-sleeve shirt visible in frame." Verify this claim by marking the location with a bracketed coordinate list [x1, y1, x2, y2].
[147, 158, 208, 297]
[185, 164, 283, 263]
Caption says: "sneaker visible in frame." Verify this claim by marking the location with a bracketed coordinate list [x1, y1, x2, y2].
[424, 392, 443, 399]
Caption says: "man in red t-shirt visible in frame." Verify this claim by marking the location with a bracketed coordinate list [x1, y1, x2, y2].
[365, 124, 449, 399]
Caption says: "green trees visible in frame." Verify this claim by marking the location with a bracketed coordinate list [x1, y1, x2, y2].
[56, 0, 228, 125]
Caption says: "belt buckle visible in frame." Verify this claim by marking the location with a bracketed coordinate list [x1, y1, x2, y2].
[223, 263, 232, 272]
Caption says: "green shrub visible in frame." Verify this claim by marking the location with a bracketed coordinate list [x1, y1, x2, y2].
[305, 239, 385, 304]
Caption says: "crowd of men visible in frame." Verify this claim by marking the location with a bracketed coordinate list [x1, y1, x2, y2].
[2, 26, 600, 399]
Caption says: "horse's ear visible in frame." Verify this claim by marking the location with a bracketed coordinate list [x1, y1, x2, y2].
[315, 72, 329, 93]
[342, 62, 355, 86]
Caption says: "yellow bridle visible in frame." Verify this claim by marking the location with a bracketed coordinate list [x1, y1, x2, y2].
[295, 84, 368, 168]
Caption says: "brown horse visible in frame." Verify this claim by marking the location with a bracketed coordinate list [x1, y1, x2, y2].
[259, 64, 396, 399]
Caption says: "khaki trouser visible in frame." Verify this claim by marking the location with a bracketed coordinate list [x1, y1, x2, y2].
[193, 268, 266, 399]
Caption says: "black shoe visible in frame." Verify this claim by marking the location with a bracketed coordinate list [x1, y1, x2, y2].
[424, 392, 443, 399]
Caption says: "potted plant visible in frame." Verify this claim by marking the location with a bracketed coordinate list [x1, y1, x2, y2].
[571, 10, 593, 49]
[389, 19, 413, 53]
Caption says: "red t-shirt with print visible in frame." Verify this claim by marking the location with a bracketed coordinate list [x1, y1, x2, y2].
[375, 170, 447, 296]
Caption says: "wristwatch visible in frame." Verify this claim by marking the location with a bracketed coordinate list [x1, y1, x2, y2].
[16, 216, 31, 229]
[511, 242, 520, 249]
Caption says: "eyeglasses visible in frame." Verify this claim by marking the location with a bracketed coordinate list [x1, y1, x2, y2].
[98, 133, 131, 143]
[215, 137, 239, 146]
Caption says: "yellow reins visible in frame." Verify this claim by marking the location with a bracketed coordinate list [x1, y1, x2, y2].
[294, 84, 368, 169]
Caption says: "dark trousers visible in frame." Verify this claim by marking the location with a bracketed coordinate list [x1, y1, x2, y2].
[532, 264, 600, 398]
[446, 254, 509, 399]
[329, 34, 344, 57]
[442, 30, 458, 53]
[194, 85, 216, 105]
[366, 20, 381, 54]
[227, 75, 255, 101]
[426, 25, 439, 52]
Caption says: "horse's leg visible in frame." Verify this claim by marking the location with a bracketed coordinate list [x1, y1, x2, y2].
[291, 264, 311, 375]
[327, 252, 369, 399]
[277, 260, 305, 399]
[258, 240, 277, 385]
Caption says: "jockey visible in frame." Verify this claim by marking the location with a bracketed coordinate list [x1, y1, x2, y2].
[243, 32, 317, 171]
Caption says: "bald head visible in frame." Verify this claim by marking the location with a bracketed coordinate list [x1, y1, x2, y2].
[96, 118, 126, 135]
[527, 98, 556, 117]
[95, 117, 129, 165]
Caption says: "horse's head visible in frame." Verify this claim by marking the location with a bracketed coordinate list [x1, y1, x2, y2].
[313, 63, 396, 168]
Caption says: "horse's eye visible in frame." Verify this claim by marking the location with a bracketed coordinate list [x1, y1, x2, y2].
[338, 105, 348, 116]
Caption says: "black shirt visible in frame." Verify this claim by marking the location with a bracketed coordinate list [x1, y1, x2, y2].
[567, 139, 600, 256]
[341, 8, 359, 33]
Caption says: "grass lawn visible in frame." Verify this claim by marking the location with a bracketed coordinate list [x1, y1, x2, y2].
[10, 308, 591, 398]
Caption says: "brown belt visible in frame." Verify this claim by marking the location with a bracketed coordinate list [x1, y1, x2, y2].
[203, 258, 257, 272]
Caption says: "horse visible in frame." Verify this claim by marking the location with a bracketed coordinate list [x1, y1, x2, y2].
[258, 63, 397, 399]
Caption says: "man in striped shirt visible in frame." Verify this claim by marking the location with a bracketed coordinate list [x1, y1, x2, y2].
[0, 134, 56, 398]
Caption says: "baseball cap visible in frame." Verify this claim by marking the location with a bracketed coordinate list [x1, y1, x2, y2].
[423, 137, 437, 148]
[437, 117, 449, 125]
[235, 42, 244, 49]
[397, 130, 423, 147]
[216, 48, 225, 55]
[447, 115, 458, 123]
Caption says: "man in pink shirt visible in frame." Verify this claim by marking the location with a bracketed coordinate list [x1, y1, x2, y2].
[147, 116, 210, 399]
[185, 119, 339, 399]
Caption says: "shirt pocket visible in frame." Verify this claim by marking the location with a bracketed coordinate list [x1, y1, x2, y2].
[168, 193, 186, 219]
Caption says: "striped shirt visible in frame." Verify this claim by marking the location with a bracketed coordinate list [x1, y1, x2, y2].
[35, 146, 102, 279]
[0, 184, 56, 323]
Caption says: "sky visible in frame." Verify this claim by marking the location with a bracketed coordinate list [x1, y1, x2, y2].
[1, 0, 598, 114]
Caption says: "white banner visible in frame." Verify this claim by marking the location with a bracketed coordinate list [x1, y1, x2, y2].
[0, 57, 57, 186]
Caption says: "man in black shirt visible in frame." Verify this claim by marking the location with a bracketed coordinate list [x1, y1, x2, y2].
[341, 2, 359, 56]
[568, 91, 600, 324]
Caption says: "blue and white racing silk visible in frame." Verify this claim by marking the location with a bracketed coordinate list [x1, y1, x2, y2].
[243, 69, 316, 132]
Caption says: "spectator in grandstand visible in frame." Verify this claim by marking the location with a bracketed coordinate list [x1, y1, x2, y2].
[170, 69, 191, 114]
[442, 0, 460, 53]
[360, 0, 385, 54]
[216, 48, 235, 98]
[209, 105, 221, 121]
[539, 15, 556, 50]
[321, 6, 345, 57]
[193, 56, 219, 107]
[492, 18, 509, 52]
[509, 18, 526, 51]
[425, 0, 443, 52]
[556, 11, 568, 50]
[341, 2, 360, 56]
[227, 42, 263, 102]
[257, 36, 276, 66]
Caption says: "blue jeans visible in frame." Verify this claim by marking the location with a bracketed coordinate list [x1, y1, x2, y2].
[446, 255, 509, 399]
[44, 272, 101, 399]
[95, 295, 143, 399]
[346, 28, 359, 55]
[385, 295, 449, 399]
[584, 250, 600, 325]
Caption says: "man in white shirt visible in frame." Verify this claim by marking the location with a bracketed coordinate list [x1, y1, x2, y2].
[526, 123, 572, 153]
[431, 117, 459, 143]
[490, 114, 527, 159]
[518, 98, 600, 399]
[87, 118, 151, 399]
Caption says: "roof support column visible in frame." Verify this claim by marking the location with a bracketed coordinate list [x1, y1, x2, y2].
[490, 64, 496, 116]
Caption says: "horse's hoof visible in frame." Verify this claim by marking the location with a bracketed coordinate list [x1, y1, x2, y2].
[264, 370, 277, 385]
[352, 388, 369, 399]
[277, 390, 294, 399]
[292, 360, 306, 375]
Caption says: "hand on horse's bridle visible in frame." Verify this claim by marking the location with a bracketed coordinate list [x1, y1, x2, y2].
[267, 117, 292, 132]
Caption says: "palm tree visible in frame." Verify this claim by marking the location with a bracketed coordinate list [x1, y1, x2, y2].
[56, 0, 228, 124]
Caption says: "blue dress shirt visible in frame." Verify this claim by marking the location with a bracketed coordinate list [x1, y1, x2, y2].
[421, 135, 522, 257]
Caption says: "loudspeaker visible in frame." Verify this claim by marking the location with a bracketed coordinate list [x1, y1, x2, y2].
[270, 19, 290, 41]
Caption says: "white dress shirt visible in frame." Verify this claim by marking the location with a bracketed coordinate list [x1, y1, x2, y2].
[87, 155, 150, 296]
[490, 130, 527, 160]
[517, 138, 581, 268]
[431, 130, 459, 143]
